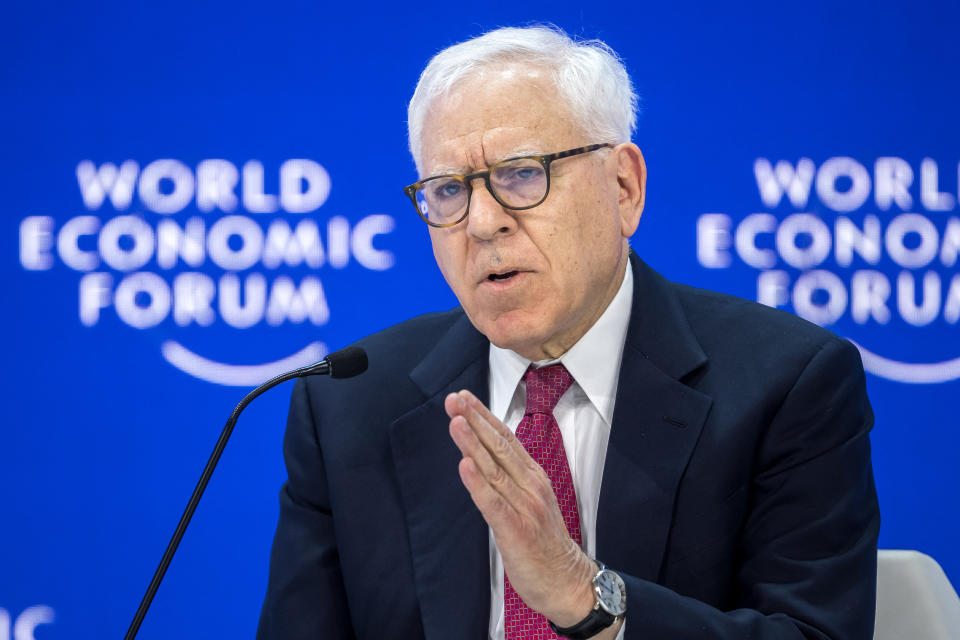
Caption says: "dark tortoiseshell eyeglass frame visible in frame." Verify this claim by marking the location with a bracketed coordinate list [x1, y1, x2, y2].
[403, 143, 614, 228]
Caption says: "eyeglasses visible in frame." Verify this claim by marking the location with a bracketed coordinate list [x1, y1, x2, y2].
[403, 143, 613, 228]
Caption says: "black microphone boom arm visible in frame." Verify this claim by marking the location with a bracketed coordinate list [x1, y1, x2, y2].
[123, 346, 368, 640]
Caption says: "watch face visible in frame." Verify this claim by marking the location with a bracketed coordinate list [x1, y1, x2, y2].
[594, 569, 627, 616]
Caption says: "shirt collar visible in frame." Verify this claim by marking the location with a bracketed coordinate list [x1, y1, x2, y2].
[488, 263, 634, 426]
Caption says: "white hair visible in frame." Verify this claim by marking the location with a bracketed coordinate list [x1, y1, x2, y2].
[407, 25, 639, 175]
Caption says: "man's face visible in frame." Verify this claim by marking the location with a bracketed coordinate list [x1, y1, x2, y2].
[419, 63, 644, 361]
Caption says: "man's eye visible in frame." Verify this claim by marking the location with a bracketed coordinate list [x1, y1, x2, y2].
[513, 167, 540, 180]
[431, 181, 464, 199]
[499, 165, 542, 183]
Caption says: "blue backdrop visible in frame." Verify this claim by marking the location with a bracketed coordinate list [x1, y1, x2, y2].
[2, 1, 957, 638]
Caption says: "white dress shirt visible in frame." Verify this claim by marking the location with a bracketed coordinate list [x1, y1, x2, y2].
[486, 264, 633, 640]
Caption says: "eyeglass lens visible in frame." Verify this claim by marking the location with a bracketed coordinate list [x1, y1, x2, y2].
[415, 158, 548, 224]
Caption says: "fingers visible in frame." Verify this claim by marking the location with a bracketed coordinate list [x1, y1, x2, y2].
[446, 391, 545, 486]
[449, 413, 509, 490]
[446, 390, 557, 532]
[456, 454, 519, 534]
[445, 390, 510, 438]
[448, 408, 529, 513]
[452, 417, 557, 557]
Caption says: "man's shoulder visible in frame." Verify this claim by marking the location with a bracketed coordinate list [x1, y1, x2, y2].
[659, 280, 871, 449]
[667, 279, 860, 368]
[296, 307, 472, 423]
[349, 307, 469, 367]
[305, 307, 471, 395]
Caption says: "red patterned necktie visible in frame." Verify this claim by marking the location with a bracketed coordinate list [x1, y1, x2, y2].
[504, 364, 581, 640]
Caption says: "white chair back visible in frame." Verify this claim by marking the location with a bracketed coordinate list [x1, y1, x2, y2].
[875, 550, 960, 640]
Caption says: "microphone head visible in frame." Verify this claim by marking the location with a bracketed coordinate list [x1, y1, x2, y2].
[326, 346, 368, 379]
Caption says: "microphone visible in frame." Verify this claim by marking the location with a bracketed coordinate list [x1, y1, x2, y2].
[294, 345, 369, 378]
[124, 346, 368, 640]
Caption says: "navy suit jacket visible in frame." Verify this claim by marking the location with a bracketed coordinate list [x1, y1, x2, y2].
[258, 255, 880, 639]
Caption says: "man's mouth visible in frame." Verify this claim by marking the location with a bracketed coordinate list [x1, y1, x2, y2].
[487, 270, 519, 282]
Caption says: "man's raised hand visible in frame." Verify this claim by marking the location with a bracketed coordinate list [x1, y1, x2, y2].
[444, 389, 597, 628]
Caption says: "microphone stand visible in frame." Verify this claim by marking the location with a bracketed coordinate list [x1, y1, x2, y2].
[124, 349, 366, 640]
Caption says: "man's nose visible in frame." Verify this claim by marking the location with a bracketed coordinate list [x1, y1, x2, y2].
[465, 179, 518, 240]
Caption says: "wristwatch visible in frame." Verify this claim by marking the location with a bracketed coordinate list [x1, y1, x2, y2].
[548, 563, 627, 639]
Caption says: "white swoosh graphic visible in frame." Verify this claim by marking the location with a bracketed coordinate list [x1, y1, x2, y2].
[847, 340, 960, 384]
[161, 340, 327, 386]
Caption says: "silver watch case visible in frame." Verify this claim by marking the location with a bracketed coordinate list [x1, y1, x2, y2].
[593, 565, 627, 617]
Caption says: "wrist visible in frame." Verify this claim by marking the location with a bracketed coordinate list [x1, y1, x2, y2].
[549, 554, 599, 627]
[549, 562, 627, 640]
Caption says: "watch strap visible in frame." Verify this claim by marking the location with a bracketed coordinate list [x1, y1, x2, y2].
[547, 607, 616, 640]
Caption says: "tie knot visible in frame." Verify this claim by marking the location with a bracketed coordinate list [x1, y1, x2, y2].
[523, 364, 573, 416]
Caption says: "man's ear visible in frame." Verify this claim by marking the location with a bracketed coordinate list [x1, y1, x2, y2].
[615, 143, 646, 238]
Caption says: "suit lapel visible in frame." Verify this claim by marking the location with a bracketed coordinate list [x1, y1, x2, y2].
[597, 256, 713, 582]
[389, 313, 491, 639]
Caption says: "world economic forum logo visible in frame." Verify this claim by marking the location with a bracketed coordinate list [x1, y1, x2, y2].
[697, 156, 960, 384]
[18, 158, 396, 385]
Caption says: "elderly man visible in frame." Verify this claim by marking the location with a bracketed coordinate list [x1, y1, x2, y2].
[258, 26, 879, 640]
